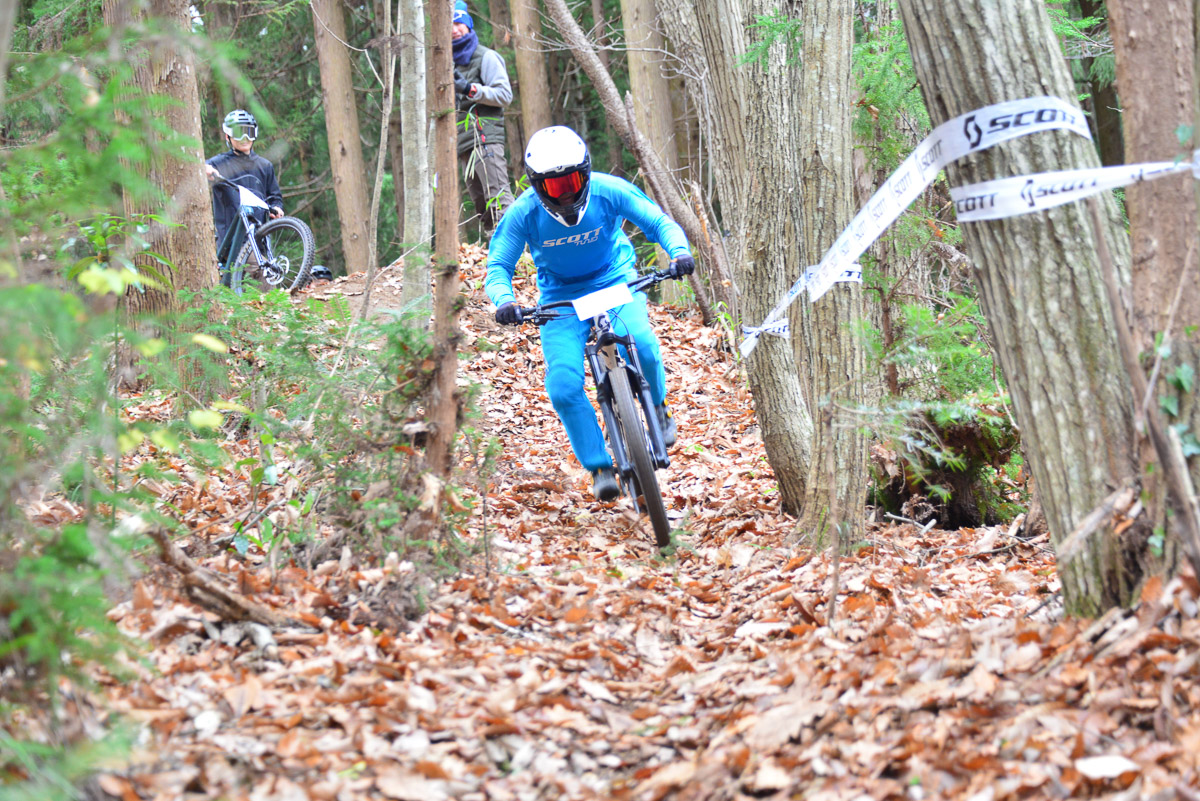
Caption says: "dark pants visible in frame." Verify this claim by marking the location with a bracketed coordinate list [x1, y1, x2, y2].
[459, 144, 515, 234]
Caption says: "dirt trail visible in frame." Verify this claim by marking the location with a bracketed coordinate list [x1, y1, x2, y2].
[104, 248, 1200, 801]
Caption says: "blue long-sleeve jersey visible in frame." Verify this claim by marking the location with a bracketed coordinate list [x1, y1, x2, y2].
[484, 172, 690, 307]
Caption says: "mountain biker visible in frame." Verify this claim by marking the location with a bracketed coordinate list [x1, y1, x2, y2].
[486, 126, 696, 502]
[204, 110, 284, 281]
[452, 7, 516, 236]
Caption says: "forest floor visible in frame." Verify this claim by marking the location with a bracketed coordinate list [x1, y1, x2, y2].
[60, 246, 1200, 800]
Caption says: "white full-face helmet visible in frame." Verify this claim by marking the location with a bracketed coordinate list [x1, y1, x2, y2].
[524, 126, 591, 227]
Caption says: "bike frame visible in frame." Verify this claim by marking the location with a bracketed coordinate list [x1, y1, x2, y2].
[213, 177, 273, 292]
[587, 317, 670, 473]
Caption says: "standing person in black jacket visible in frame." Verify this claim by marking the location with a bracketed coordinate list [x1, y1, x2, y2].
[452, 8, 515, 236]
[204, 109, 284, 283]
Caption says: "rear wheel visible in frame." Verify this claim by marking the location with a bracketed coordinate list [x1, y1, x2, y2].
[233, 216, 315, 293]
[611, 365, 670, 548]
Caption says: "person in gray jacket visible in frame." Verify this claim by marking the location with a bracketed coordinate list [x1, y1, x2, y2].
[452, 8, 516, 236]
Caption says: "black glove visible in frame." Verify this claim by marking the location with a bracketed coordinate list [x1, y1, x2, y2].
[670, 254, 696, 278]
[495, 302, 523, 326]
[454, 72, 472, 96]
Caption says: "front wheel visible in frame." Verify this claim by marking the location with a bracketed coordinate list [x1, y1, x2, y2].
[233, 216, 315, 293]
[610, 365, 671, 548]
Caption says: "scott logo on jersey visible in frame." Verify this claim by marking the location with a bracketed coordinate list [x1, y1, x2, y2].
[542, 226, 602, 247]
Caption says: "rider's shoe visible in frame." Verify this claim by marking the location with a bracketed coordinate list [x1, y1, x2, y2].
[656, 403, 677, 448]
[592, 468, 619, 502]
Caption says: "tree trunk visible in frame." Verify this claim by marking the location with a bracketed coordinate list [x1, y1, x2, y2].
[510, 0, 553, 139]
[590, 0, 625, 178]
[398, 0, 432, 315]
[487, 0, 527, 175]
[794, 0, 866, 537]
[619, 0, 684, 302]
[1108, 0, 1200, 575]
[312, 0, 373, 278]
[104, 0, 217, 398]
[0, 0, 22, 283]
[657, 0, 814, 513]
[898, 0, 1141, 615]
[428, 0, 462, 480]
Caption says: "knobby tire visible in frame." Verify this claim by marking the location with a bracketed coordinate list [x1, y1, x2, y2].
[233, 216, 315, 293]
[610, 366, 670, 548]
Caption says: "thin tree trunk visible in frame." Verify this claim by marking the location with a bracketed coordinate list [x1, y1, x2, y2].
[428, 0, 462, 479]
[312, 0, 373, 278]
[590, 0, 625, 177]
[487, 0, 526, 174]
[0, 0, 22, 284]
[357, 0, 399, 321]
[510, 0, 553, 138]
[399, 0, 432, 315]
[794, 0, 866, 538]
[898, 0, 1140, 615]
[619, 0, 684, 301]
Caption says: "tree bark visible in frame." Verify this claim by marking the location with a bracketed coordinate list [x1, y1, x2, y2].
[312, 0, 373, 278]
[398, 0, 432, 315]
[794, 0, 866, 537]
[487, 0, 527, 175]
[104, 0, 217, 399]
[428, 0, 462, 479]
[1107, 0, 1200, 574]
[898, 0, 1140, 615]
[619, 0, 684, 302]
[509, 0, 553, 139]
[656, 0, 814, 513]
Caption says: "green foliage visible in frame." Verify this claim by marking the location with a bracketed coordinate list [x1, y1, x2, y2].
[0, 284, 142, 701]
[868, 293, 997, 401]
[1043, 0, 1104, 47]
[852, 17, 929, 174]
[739, 12, 803, 70]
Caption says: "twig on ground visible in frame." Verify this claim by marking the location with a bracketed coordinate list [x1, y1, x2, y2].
[149, 528, 306, 629]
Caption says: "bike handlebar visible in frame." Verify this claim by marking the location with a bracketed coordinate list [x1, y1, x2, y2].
[513, 268, 680, 327]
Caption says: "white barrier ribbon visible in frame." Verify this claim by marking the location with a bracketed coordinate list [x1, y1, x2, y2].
[741, 266, 863, 340]
[741, 95, 1093, 358]
[951, 155, 1200, 221]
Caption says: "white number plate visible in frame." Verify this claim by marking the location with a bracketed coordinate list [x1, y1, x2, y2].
[571, 283, 633, 321]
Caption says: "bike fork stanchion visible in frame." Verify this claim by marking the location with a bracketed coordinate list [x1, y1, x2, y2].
[621, 345, 670, 469]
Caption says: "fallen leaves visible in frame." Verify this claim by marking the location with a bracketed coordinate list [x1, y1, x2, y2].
[40, 246, 1200, 801]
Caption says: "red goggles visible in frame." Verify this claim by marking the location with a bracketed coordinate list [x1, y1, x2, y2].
[538, 170, 585, 201]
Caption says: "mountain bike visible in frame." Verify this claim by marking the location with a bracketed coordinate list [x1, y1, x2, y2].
[212, 175, 314, 294]
[517, 269, 681, 548]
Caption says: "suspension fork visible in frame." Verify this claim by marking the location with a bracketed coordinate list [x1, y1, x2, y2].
[588, 340, 632, 479]
[587, 329, 670, 471]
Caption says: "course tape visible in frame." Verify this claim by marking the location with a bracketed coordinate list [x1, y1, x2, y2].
[951, 156, 1200, 221]
[742, 266, 862, 339]
[740, 95, 1092, 358]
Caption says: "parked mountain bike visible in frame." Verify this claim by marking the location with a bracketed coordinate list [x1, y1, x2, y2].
[212, 175, 314, 294]
[517, 269, 679, 548]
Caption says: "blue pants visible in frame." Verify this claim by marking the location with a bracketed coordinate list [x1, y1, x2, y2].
[539, 292, 666, 472]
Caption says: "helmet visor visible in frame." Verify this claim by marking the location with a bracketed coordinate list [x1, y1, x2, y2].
[226, 122, 258, 141]
[538, 170, 586, 202]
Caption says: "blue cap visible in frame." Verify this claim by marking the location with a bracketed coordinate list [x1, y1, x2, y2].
[452, 8, 473, 29]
